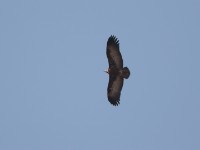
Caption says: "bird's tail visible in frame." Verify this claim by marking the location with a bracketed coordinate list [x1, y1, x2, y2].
[121, 67, 130, 79]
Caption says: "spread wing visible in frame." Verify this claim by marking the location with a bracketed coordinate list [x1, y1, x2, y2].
[106, 35, 123, 69]
[107, 75, 124, 106]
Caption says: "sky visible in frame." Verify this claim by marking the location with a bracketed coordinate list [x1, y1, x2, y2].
[0, 0, 200, 150]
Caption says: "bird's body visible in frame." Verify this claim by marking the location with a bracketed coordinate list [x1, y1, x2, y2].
[106, 66, 130, 79]
[105, 35, 130, 106]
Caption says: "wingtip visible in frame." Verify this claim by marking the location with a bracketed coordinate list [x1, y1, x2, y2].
[109, 35, 116, 38]
[112, 101, 120, 106]
[107, 35, 119, 45]
[108, 98, 120, 106]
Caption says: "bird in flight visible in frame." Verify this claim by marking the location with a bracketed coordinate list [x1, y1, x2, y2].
[105, 35, 130, 106]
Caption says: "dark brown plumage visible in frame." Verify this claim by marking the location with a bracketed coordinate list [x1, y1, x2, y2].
[105, 35, 130, 106]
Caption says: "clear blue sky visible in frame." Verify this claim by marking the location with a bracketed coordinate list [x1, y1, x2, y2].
[0, 0, 200, 150]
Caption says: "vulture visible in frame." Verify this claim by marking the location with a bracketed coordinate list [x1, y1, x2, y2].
[105, 35, 130, 106]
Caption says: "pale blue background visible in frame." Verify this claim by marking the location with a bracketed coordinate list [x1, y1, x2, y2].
[0, 0, 200, 150]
